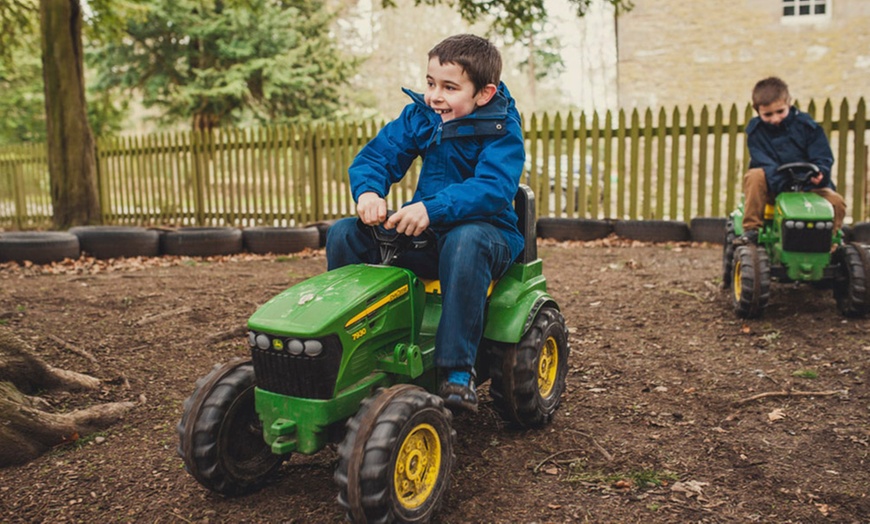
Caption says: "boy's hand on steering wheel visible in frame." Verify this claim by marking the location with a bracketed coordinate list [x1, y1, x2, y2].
[809, 173, 824, 186]
[385, 202, 430, 237]
[357, 192, 387, 225]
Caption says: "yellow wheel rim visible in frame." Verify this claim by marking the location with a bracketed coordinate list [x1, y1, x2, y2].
[394, 423, 441, 510]
[538, 336, 559, 398]
[733, 259, 742, 301]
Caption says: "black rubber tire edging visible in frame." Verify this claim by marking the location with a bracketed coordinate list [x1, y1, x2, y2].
[242, 226, 321, 255]
[160, 227, 243, 257]
[851, 222, 870, 243]
[536, 217, 612, 241]
[690, 217, 728, 244]
[0, 232, 81, 264]
[614, 220, 690, 243]
[69, 226, 160, 259]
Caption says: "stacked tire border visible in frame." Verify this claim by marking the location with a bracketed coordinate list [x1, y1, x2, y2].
[3, 219, 867, 265]
[0, 225, 322, 265]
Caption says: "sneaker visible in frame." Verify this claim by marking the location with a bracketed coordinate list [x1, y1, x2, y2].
[438, 369, 478, 413]
[733, 229, 758, 246]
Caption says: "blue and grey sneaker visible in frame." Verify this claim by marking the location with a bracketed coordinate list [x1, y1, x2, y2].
[438, 369, 478, 413]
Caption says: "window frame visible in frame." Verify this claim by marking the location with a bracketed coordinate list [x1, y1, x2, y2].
[781, 0, 831, 24]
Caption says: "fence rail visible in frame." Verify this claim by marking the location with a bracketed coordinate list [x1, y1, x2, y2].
[1, 98, 867, 230]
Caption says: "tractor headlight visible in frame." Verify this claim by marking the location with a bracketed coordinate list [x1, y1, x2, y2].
[304, 339, 323, 357]
[785, 220, 795, 228]
[287, 338, 304, 355]
[247, 331, 257, 348]
[795, 221, 805, 229]
[826, 221, 834, 229]
[256, 333, 271, 350]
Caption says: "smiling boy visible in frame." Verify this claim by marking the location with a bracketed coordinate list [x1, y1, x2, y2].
[736, 77, 846, 245]
[326, 34, 525, 412]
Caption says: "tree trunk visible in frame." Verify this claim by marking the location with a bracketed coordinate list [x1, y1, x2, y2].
[0, 328, 135, 467]
[39, 0, 101, 229]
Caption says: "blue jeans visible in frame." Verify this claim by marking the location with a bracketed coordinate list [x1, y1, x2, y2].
[326, 217, 514, 369]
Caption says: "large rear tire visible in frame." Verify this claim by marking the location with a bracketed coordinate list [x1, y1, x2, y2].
[177, 359, 284, 496]
[489, 307, 569, 428]
[730, 245, 770, 318]
[832, 243, 870, 317]
[335, 385, 455, 524]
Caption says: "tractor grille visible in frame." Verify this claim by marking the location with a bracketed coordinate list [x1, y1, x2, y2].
[782, 226, 832, 253]
[250, 334, 342, 399]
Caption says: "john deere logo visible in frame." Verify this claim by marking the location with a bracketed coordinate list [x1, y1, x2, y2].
[272, 338, 284, 351]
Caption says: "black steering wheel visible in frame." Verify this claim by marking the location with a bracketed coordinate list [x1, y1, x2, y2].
[776, 162, 821, 190]
[356, 212, 437, 265]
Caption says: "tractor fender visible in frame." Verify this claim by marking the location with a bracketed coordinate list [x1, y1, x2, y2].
[483, 290, 559, 344]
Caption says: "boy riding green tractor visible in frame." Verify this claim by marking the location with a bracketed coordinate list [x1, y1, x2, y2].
[177, 35, 570, 523]
[723, 77, 870, 318]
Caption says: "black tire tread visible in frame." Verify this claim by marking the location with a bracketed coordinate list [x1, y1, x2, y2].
[176, 360, 282, 496]
[242, 226, 320, 254]
[69, 226, 160, 259]
[832, 243, 870, 317]
[0, 232, 80, 264]
[536, 217, 612, 241]
[614, 220, 690, 243]
[335, 387, 455, 524]
[488, 307, 569, 428]
[731, 245, 771, 318]
[161, 227, 243, 257]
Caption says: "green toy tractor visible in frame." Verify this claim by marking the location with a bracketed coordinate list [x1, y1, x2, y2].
[177, 185, 570, 523]
[723, 162, 870, 318]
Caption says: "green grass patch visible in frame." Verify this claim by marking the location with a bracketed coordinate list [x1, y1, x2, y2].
[792, 369, 819, 379]
[566, 462, 678, 489]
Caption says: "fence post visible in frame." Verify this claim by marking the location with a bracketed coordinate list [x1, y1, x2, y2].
[192, 130, 206, 226]
[12, 151, 26, 230]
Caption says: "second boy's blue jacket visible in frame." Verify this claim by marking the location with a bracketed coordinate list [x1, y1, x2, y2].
[348, 82, 526, 262]
[746, 106, 835, 195]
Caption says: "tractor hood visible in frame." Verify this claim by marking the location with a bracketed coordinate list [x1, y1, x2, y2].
[776, 192, 834, 221]
[248, 264, 416, 338]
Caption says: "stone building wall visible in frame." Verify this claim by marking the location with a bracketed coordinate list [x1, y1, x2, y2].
[616, 0, 870, 112]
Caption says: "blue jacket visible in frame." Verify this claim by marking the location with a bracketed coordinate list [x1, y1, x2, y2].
[348, 82, 525, 261]
[746, 106, 835, 195]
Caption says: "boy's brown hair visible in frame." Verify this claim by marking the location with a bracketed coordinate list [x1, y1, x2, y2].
[752, 77, 791, 110]
[428, 34, 502, 94]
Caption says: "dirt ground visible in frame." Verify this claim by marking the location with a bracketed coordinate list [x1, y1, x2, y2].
[0, 237, 868, 524]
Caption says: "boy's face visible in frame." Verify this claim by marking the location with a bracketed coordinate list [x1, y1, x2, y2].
[424, 58, 495, 122]
[757, 98, 790, 126]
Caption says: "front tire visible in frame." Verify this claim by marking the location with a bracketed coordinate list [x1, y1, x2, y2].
[177, 359, 284, 496]
[731, 245, 770, 318]
[832, 243, 870, 317]
[336, 385, 455, 524]
[489, 307, 570, 428]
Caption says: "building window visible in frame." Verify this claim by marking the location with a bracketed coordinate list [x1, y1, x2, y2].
[782, 0, 830, 21]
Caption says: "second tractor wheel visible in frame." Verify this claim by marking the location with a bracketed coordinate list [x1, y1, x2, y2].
[489, 306, 569, 428]
[335, 385, 455, 524]
[730, 245, 771, 318]
[177, 359, 284, 496]
[721, 221, 736, 288]
[832, 243, 870, 317]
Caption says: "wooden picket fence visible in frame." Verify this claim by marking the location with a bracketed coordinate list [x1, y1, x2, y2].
[1, 98, 867, 230]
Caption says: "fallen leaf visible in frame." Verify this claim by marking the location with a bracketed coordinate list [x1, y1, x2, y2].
[547, 503, 561, 509]
[767, 408, 786, 422]
[671, 480, 709, 498]
[544, 467, 559, 475]
[741, 325, 751, 334]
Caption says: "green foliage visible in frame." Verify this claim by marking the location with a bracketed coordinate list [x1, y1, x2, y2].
[792, 369, 819, 379]
[89, 0, 357, 129]
[384, 0, 633, 41]
[0, 0, 38, 68]
[0, 31, 45, 144]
